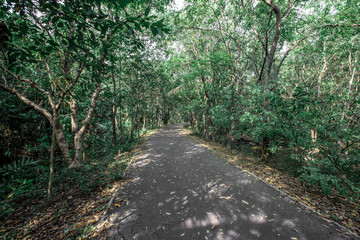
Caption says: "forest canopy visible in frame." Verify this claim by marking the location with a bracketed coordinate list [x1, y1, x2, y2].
[0, 0, 359, 237]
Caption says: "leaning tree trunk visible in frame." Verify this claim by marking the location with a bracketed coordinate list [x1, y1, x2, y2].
[70, 83, 102, 168]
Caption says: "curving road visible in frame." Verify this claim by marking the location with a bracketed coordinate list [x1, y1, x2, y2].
[99, 124, 357, 240]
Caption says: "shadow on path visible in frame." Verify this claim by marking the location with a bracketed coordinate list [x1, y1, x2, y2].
[99, 124, 357, 240]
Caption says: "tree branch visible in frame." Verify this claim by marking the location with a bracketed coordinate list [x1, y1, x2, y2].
[277, 24, 360, 70]
[56, 62, 85, 111]
[1, 65, 56, 108]
[0, 83, 52, 122]
[76, 82, 103, 136]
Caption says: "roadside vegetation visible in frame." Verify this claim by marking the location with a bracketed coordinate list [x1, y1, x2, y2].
[184, 125, 359, 235]
[1, 0, 359, 237]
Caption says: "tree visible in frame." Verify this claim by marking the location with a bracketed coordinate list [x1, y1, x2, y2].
[0, 0, 168, 167]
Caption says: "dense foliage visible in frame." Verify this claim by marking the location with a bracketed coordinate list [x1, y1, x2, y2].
[0, 0, 359, 231]
[0, 0, 176, 218]
[166, 0, 360, 200]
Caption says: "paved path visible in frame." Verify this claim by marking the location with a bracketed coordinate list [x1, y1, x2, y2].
[100, 124, 357, 240]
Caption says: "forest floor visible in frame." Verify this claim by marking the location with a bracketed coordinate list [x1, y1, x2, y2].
[183, 126, 360, 236]
[1, 180, 123, 239]
[96, 124, 358, 240]
[0, 132, 155, 239]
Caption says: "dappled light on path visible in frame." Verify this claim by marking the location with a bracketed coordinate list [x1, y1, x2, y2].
[98, 124, 355, 240]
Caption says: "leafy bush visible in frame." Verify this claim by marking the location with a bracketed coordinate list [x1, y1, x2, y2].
[57, 158, 127, 195]
[0, 157, 40, 218]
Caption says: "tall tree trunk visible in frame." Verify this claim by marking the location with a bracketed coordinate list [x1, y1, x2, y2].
[203, 113, 208, 137]
[342, 52, 357, 120]
[142, 116, 146, 131]
[227, 75, 241, 150]
[201, 76, 214, 140]
[111, 73, 117, 147]
[118, 71, 123, 150]
[47, 115, 56, 198]
[312, 42, 327, 144]
[261, 0, 282, 161]
[131, 88, 139, 139]
[206, 101, 214, 141]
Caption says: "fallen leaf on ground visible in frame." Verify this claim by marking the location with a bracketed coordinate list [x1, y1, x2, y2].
[218, 195, 232, 200]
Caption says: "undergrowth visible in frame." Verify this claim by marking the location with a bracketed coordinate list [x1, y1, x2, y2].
[0, 131, 150, 239]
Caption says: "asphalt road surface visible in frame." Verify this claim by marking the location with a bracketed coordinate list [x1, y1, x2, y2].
[99, 124, 357, 240]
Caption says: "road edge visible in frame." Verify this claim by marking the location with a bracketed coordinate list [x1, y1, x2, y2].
[94, 128, 160, 233]
[181, 125, 359, 239]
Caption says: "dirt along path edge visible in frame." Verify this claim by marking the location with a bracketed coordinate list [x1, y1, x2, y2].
[95, 129, 160, 233]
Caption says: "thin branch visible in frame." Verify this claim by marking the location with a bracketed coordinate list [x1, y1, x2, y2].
[56, 62, 85, 111]
[0, 83, 52, 122]
[1, 65, 49, 95]
[277, 24, 360, 70]
[233, 0, 267, 51]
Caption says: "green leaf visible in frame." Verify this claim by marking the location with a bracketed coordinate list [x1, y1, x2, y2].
[145, 6, 150, 16]
[150, 25, 157, 36]
[57, 21, 64, 28]
[118, 0, 133, 9]
[52, 16, 60, 23]
[45, 45, 54, 52]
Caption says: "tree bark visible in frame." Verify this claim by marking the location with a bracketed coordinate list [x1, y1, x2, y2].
[0, 84, 72, 164]
[201, 76, 214, 140]
[143, 116, 146, 131]
[53, 111, 71, 164]
[70, 98, 79, 134]
[312, 41, 327, 144]
[227, 75, 241, 150]
[111, 72, 117, 147]
[262, 0, 282, 88]
[260, 0, 282, 161]
[118, 65, 123, 150]
[342, 52, 357, 120]
[70, 82, 102, 168]
[48, 114, 56, 198]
